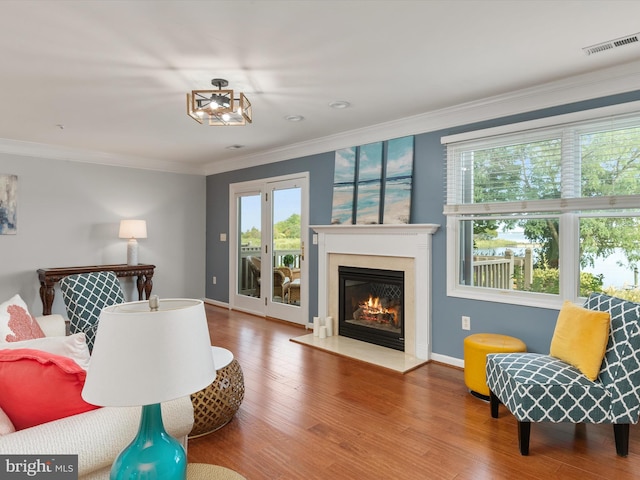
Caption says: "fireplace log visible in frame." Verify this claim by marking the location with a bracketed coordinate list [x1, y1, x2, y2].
[353, 307, 397, 326]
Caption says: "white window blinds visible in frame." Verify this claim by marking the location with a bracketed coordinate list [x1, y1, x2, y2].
[443, 112, 640, 216]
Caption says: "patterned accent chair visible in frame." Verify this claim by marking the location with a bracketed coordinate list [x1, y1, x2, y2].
[60, 271, 125, 352]
[486, 293, 640, 456]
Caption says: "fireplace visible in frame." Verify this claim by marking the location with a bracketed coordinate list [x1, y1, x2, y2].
[312, 223, 439, 360]
[339, 266, 404, 351]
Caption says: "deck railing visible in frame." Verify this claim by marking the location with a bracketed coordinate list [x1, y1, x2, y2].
[473, 248, 533, 290]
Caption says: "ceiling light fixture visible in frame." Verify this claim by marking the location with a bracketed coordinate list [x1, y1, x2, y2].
[285, 115, 305, 122]
[187, 78, 252, 126]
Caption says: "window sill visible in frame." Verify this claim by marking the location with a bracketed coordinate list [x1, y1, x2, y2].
[447, 284, 566, 310]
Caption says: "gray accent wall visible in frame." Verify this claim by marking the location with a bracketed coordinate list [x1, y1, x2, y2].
[0, 155, 206, 317]
[206, 90, 640, 362]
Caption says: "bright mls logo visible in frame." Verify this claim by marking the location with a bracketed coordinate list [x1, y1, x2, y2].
[1, 455, 77, 479]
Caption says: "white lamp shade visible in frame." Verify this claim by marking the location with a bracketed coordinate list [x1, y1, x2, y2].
[82, 299, 216, 407]
[119, 219, 147, 239]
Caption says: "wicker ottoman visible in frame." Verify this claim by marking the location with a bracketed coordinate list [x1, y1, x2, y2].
[464, 333, 526, 400]
[287, 279, 300, 304]
[189, 348, 245, 438]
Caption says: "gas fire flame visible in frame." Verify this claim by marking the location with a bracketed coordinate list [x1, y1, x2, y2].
[357, 295, 399, 326]
[366, 295, 382, 310]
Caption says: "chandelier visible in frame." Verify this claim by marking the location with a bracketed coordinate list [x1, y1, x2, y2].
[187, 78, 252, 126]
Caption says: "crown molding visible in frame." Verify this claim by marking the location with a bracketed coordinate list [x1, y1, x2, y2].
[204, 60, 640, 175]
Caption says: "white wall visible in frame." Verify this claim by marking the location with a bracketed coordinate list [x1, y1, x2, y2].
[0, 154, 206, 317]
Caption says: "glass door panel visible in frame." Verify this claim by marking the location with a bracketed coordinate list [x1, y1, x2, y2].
[229, 173, 308, 325]
[271, 186, 302, 306]
[237, 193, 262, 299]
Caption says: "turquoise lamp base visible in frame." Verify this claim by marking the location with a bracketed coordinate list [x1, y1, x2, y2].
[111, 403, 187, 480]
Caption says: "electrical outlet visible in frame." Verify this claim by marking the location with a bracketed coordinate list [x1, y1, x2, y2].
[212, 276, 217, 285]
[462, 315, 471, 330]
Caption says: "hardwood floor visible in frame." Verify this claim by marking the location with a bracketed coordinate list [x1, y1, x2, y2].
[187, 304, 640, 479]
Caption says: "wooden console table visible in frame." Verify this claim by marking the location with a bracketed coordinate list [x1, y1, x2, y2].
[37, 264, 156, 315]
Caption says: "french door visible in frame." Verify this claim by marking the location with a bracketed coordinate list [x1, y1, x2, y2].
[229, 173, 308, 326]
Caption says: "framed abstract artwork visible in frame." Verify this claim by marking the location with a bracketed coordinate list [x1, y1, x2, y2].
[331, 136, 414, 225]
[331, 147, 357, 225]
[0, 174, 17, 235]
[382, 136, 414, 224]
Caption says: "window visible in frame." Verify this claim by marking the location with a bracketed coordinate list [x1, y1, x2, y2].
[443, 108, 640, 308]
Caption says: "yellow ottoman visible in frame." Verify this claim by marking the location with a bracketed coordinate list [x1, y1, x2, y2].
[464, 333, 526, 399]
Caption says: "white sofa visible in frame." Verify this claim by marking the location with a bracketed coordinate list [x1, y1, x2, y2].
[0, 314, 195, 480]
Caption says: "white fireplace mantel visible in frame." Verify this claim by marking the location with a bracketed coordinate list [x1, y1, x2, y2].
[312, 223, 439, 360]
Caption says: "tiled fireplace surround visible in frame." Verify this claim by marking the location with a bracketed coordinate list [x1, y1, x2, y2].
[312, 224, 439, 363]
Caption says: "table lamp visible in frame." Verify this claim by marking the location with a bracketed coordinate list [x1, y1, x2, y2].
[118, 219, 147, 265]
[82, 298, 216, 480]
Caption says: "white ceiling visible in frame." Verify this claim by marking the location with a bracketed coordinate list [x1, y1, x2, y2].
[2, 1, 640, 175]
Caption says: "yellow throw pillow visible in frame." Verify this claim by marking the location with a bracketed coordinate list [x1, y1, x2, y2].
[549, 300, 610, 381]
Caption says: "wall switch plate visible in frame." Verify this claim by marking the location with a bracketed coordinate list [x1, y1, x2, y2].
[220, 233, 227, 242]
[462, 316, 471, 330]
[313, 234, 318, 245]
[212, 276, 217, 285]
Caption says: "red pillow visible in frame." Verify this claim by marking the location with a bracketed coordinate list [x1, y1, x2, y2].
[0, 349, 100, 430]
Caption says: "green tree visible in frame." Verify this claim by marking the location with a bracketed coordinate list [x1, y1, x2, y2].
[473, 127, 640, 278]
[241, 214, 302, 251]
[241, 226, 261, 247]
[274, 213, 300, 239]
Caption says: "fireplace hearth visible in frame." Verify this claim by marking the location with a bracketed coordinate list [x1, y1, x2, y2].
[339, 266, 404, 351]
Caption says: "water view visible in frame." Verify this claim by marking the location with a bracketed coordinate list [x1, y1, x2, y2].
[476, 230, 637, 290]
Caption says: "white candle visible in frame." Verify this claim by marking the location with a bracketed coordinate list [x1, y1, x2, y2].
[319, 326, 327, 339]
[313, 316, 320, 336]
[325, 316, 334, 336]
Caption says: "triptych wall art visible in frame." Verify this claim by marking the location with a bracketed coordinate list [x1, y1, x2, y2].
[331, 135, 414, 225]
[0, 174, 17, 235]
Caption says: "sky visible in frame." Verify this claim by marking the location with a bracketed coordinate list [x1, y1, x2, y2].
[240, 187, 301, 232]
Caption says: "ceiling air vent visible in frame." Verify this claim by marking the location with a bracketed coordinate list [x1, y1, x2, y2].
[583, 33, 640, 55]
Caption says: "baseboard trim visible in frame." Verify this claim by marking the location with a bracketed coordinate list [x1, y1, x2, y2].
[430, 352, 464, 369]
[203, 298, 230, 309]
